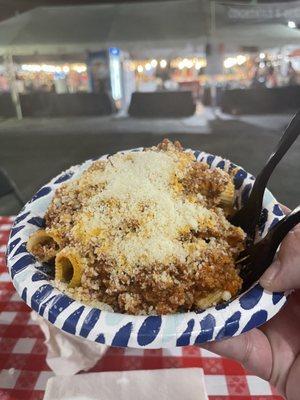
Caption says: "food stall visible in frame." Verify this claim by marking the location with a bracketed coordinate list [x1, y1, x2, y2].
[0, 47, 136, 117]
[219, 47, 300, 114]
[17, 62, 88, 93]
[0, 60, 112, 118]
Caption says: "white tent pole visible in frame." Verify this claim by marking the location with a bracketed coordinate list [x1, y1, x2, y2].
[210, 0, 216, 36]
[4, 52, 23, 120]
[209, 1, 218, 114]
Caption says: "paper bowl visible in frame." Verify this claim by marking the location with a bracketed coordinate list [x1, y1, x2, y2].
[6, 148, 287, 348]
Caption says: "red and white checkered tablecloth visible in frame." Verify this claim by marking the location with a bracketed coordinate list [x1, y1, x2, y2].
[0, 216, 283, 400]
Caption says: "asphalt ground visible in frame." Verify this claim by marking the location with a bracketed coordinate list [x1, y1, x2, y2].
[0, 114, 299, 215]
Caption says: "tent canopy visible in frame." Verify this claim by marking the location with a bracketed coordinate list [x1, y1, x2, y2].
[216, 23, 300, 50]
[0, 1, 208, 55]
[0, 0, 299, 56]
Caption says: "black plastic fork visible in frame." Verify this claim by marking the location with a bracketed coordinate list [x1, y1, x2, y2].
[237, 205, 300, 292]
[230, 110, 300, 239]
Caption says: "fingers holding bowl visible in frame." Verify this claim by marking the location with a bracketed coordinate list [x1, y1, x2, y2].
[260, 224, 300, 292]
[201, 328, 272, 381]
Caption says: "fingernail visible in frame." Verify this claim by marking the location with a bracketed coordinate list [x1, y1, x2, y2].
[260, 259, 281, 288]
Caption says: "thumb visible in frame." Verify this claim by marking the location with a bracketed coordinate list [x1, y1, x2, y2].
[259, 225, 300, 292]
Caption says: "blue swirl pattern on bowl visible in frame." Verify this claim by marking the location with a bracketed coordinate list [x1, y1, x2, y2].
[6, 148, 287, 348]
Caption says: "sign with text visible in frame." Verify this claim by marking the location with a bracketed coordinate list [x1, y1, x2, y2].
[216, 1, 300, 24]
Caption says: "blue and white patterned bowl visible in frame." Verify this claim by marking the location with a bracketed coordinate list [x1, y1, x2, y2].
[6, 148, 287, 348]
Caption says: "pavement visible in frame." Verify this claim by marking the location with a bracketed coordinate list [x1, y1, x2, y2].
[0, 112, 299, 215]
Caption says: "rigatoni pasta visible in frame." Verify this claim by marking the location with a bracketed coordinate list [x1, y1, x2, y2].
[27, 229, 61, 262]
[55, 248, 85, 288]
[27, 140, 245, 315]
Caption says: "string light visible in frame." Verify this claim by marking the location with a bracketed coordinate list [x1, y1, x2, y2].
[20, 63, 87, 74]
[150, 59, 158, 68]
[21, 64, 41, 72]
[72, 64, 87, 73]
[145, 63, 152, 71]
[236, 55, 246, 65]
[160, 59, 167, 68]
[223, 57, 237, 69]
[42, 64, 58, 73]
[223, 55, 247, 69]
[137, 65, 144, 73]
[288, 20, 296, 29]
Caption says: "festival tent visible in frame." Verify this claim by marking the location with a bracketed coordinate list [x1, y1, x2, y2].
[0, 1, 300, 56]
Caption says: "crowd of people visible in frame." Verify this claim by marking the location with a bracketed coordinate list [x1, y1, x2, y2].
[251, 61, 298, 88]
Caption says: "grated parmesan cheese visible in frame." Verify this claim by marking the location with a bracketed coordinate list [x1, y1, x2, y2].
[71, 150, 214, 270]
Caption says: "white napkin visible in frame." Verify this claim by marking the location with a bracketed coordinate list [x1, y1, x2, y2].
[31, 311, 107, 375]
[44, 368, 208, 400]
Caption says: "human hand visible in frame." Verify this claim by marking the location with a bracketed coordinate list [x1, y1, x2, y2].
[201, 206, 300, 400]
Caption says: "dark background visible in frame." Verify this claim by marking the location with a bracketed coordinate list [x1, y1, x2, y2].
[0, 0, 295, 22]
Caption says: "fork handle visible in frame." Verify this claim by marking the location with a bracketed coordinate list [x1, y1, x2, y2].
[267, 205, 300, 251]
[255, 111, 300, 188]
[251, 112, 300, 207]
[264, 111, 300, 174]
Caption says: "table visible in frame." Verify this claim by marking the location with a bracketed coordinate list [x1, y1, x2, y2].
[0, 216, 283, 400]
